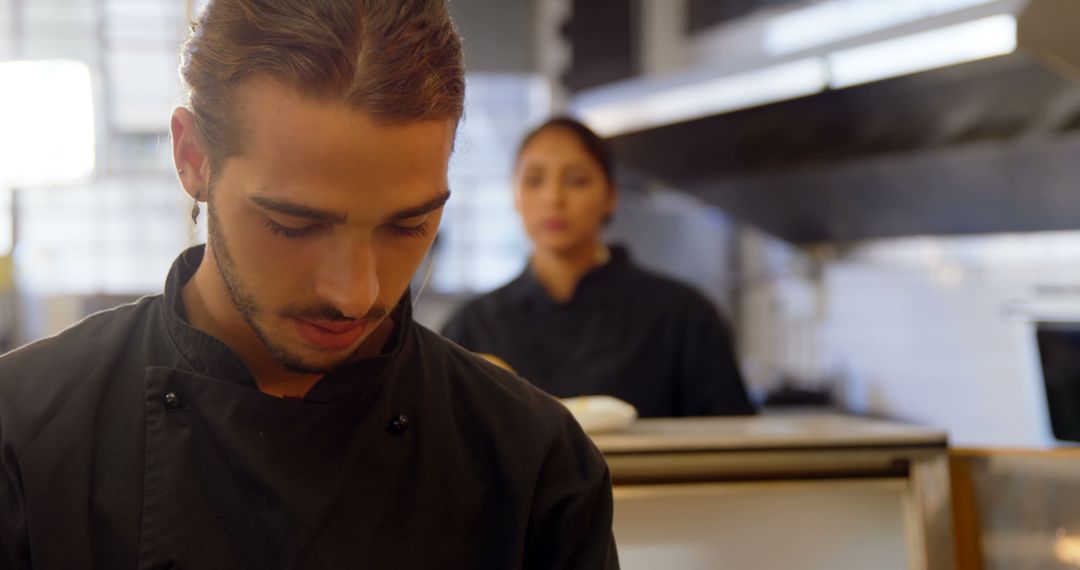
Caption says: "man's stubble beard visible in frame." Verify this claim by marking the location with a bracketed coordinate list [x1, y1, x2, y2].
[205, 188, 376, 375]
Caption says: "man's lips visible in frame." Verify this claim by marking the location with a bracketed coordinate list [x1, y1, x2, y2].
[292, 318, 369, 351]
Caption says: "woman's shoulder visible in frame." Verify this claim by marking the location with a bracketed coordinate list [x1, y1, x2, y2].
[457, 273, 534, 314]
[618, 259, 713, 307]
[439, 273, 533, 340]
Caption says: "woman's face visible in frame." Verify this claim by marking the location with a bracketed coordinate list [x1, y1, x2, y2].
[513, 127, 616, 256]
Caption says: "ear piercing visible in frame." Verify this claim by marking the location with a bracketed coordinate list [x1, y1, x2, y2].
[178, 169, 200, 223]
[191, 191, 201, 223]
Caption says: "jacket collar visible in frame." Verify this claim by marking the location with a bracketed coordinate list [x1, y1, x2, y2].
[513, 243, 633, 309]
[159, 245, 413, 404]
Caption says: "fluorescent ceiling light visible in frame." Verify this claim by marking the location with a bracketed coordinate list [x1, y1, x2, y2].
[765, 0, 998, 56]
[827, 14, 1017, 89]
[573, 8, 1018, 136]
[577, 58, 827, 137]
[0, 60, 96, 187]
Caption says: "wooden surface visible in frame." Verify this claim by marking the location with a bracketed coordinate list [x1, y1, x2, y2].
[947, 447, 1080, 569]
[950, 454, 985, 570]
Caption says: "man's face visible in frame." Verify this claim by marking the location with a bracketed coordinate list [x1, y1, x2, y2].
[205, 79, 454, 374]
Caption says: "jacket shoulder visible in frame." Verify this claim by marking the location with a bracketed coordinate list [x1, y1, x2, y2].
[416, 325, 581, 438]
[1, 296, 156, 368]
[0, 297, 159, 417]
[413, 324, 615, 563]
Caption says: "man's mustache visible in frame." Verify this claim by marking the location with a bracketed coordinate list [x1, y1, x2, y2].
[280, 303, 389, 323]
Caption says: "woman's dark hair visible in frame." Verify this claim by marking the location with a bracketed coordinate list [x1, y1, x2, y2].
[515, 117, 614, 187]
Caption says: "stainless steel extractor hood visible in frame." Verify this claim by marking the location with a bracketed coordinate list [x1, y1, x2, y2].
[570, 0, 1080, 244]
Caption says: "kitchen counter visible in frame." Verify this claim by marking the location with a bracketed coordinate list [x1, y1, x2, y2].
[593, 413, 945, 453]
[593, 414, 954, 570]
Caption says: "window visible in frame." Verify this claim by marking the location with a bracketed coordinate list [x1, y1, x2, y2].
[16, 177, 192, 296]
[435, 74, 551, 293]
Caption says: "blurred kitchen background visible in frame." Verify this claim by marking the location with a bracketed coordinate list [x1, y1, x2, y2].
[8, 1, 1080, 568]
[5, 0, 1080, 447]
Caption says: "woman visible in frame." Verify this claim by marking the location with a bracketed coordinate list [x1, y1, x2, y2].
[441, 117, 753, 417]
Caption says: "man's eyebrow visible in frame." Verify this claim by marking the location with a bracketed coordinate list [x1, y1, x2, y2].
[249, 196, 348, 224]
[387, 189, 452, 222]
[249, 190, 451, 224]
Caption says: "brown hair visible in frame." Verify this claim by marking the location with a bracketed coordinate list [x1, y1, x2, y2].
[180, 0, 465, 169]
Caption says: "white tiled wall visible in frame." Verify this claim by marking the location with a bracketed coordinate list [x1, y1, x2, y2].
[822, 261, 1052, 447]
[740, 230, 1080, 447]
[608, 187, 737, 314]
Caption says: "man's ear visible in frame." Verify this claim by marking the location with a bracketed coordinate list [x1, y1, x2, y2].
[171, 107, 211, 202]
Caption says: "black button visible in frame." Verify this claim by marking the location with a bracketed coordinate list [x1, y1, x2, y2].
[164, 392, 183, 410]
[387, 414, 409, 434]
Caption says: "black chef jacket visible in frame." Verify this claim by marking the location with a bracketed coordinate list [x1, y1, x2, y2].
[441, 246, 754, 418]
[0, 246, 618, 570]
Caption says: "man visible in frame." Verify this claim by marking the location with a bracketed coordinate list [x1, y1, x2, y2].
[0, 1, 618, 568]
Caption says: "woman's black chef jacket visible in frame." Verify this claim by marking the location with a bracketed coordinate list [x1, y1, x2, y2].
[441, 246, 754, 418]
[0, 246, 618, 570]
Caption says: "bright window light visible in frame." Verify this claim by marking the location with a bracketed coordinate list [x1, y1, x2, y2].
[576, 58, 828, 137]
[0, 60, 96, 187]
[434, 74, 547, 293]
[765, 0, 998, 56]
[827, 14, 1017, 89]
[0, 189, 10, 256]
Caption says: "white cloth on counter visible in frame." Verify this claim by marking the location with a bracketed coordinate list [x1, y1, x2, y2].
[559, 395, 638, 434]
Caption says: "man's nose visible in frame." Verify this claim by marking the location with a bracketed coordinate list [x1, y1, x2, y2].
[314, 242, 380, 319]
